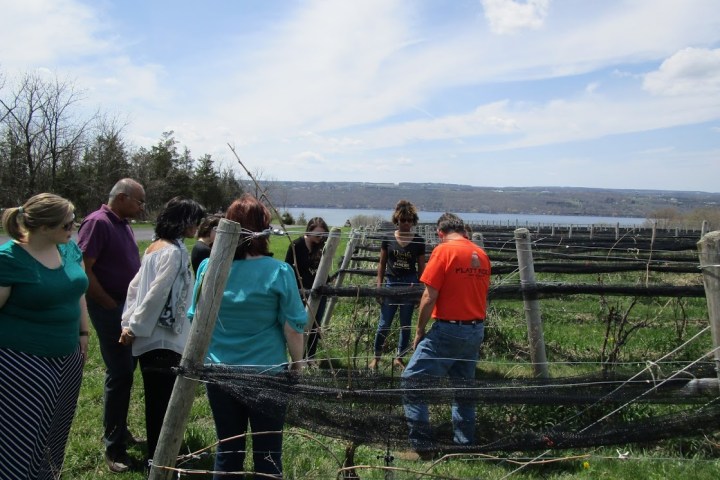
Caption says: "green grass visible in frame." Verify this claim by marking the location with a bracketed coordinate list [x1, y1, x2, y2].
[59, 232, 720, 478]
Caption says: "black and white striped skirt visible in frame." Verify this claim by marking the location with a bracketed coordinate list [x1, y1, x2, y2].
[0, 347, 83, 480]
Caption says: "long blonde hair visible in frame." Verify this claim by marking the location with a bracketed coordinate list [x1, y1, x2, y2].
[2, 193, 75, 241]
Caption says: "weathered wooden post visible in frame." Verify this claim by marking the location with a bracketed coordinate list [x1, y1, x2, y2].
[149, 219, 243, 480]
[514, 228, 549, 378]
[551, 223, 555, 236]
[651, 221, 657, 247]
[321, 230, 359, 328]
[701, 220, 709, 238]
[589, 224, 594, 240]
[471, 232, 484, 248]
[305, 227, 341, 324]
[615, 222, 620, 241]
[697, 231, 720, 393]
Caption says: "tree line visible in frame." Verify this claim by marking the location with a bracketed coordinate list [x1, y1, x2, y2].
[0, 71, 244, 217]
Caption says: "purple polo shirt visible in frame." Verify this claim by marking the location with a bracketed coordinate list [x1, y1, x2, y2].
[77, 204, 141, 300]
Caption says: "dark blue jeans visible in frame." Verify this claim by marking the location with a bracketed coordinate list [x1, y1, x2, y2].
[374, 274, 418, 357]
[206, 382, 287, 479]
[87, 299, 137, 454]
[402, 320, 485, 451]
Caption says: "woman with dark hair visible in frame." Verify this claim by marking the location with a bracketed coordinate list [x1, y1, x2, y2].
[284, 216, 329, 363]
[0, 193, 89, 478]
[370, 199, 426, 371]
[191, 214, 222, 273]
[188, 194, 306, 479]
[119, 196, 204, 463]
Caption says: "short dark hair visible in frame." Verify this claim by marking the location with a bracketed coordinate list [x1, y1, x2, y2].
[436, 212, 464, 234]
[197, 214, 223, 238]
[225, 194, 271, 258]
[154, 197, 205, 240]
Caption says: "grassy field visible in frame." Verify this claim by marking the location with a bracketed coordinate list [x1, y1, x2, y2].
[58, 230, 720, 479]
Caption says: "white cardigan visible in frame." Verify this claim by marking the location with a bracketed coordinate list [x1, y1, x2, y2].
[121, 240, 193, 357]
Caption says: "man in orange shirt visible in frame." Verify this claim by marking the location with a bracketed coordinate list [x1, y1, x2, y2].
[401, 212, 491, 459]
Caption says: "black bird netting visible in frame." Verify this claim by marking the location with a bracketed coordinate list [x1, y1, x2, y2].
[179, 362, 720, 454]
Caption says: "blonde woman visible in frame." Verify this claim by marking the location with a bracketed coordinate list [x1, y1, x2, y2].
[0, 193, 89, 478]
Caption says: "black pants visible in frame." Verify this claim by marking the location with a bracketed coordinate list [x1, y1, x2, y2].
[87, 299, 136, 454]
[138, 349, 182, 460]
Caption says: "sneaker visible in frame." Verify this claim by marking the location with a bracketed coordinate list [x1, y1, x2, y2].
[105, 450, 132, 473]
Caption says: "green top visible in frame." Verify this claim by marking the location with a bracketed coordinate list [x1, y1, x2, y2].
[0, 240, 89, 357]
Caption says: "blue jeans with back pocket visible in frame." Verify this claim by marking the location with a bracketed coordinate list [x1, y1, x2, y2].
[401, 320, 485, 451]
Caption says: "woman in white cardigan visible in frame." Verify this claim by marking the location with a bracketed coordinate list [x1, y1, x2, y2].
[120, 197, 204, 463]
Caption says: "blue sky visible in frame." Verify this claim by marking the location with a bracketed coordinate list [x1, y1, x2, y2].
[2, 0, 719, 192]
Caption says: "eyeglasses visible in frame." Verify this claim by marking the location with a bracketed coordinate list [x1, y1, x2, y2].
[61, 215, 76, 231]
[125, 194, 145, 206]
[398, 218, 414, 224]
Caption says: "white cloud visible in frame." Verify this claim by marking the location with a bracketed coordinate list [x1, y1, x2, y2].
[295, 151, 327, 165]
[2, 0, 720, 191]
[481, 0, 550, 35]
[585, 82, 600, 94]
[643, 48, 720, 96]
[0, 0, 107, 68]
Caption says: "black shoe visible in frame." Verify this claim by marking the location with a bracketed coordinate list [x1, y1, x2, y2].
[126, 430, 146, 445]
[105, 450, 132, 473]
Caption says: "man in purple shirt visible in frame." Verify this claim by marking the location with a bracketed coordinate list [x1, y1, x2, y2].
[78, 178, 145, 473]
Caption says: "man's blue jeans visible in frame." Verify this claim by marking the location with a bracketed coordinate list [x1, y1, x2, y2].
[374, 274, 418, 357]
[87, 299, 137, 453]
[402, 320, 485, 451]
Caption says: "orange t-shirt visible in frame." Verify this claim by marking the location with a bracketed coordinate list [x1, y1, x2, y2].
[420, 237, 491, 321]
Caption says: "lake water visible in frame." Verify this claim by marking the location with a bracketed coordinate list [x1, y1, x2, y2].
[0, 210, 647, 245]
[284, 207, 647, 228]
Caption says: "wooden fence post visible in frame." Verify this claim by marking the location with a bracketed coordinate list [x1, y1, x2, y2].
[149, 219, 243, 480]
[321, 230, 359, 328]
[701, 220, 709, 238]
[471, 232, 484, 248]
[514, 228, 549, 378]
[306, 228, 342, 333]
[697, 231, 720, 393]
[651, 221, 657, 247]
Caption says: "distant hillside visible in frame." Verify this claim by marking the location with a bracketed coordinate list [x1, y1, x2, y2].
[267, 182, 720, 217]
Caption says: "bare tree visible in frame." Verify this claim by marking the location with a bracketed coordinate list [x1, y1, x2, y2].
[42, 76, 95, 191]
[0, 72, 92, 198]
[0, 73, 50, 196]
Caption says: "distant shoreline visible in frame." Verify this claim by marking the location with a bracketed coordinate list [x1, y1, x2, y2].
[283, 207, 647, 228]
